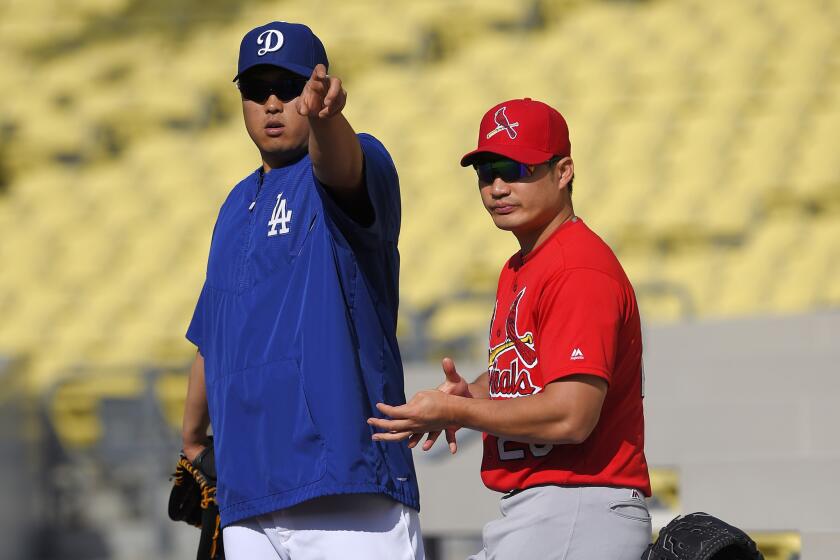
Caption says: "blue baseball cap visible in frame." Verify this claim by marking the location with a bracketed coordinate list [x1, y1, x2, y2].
[233, 22, 329, 82]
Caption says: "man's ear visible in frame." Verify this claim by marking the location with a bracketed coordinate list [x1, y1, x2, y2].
[557, 157, 574, 188]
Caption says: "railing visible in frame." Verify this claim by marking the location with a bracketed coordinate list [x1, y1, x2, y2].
[39, 364, 189, 560]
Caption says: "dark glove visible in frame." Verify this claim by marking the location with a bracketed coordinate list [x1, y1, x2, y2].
[642, 512, 763, 560]
[169, 443, 225, 560]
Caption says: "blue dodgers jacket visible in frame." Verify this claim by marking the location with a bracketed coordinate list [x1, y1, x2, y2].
[187, 134, 419, 527]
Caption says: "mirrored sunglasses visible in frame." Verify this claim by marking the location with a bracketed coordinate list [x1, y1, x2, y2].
[473, 157, 561, 183]
[237, 77, 307, 103]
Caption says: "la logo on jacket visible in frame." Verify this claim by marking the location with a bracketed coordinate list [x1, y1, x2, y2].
[268, 192, 292, 236]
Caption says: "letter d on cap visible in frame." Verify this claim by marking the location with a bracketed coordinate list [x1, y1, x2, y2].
[257, 29, 284, 56]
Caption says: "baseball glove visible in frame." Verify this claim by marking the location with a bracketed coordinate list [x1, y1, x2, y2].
[168, 443, 225, 560]
[642, 512, 764, 560]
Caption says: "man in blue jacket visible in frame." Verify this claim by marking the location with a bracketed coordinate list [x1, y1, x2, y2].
[180, 22, 423, 559]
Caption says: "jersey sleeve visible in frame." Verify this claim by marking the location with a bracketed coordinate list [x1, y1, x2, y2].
[318, 133, 401, 247]
[536, 268, 624, 385]
[185, 282, 207, 352]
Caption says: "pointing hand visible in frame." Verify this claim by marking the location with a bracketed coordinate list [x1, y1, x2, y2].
[298, 64, 346, 118]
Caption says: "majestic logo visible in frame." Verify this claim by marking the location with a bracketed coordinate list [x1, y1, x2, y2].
[257, 29, 284, 56]
[488, 288, 540, 398]
[570, 347, 584, 360]
[486, 106, 520, 140]
[268, 192, 292, 236]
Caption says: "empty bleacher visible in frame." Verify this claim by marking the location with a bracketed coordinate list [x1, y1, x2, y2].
[2, 0, 838, 386]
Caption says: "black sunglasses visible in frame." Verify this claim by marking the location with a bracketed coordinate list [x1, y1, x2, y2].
[237, 77, 307, 103]
[474, 156, 561, 183]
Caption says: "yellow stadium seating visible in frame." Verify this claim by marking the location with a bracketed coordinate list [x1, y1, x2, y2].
[648, 467, 680, 511]
[0, 0, 837, 389]
[752, 532, 802, 560]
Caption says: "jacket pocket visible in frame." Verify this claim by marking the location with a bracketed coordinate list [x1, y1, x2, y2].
[211, 358, 326, 507]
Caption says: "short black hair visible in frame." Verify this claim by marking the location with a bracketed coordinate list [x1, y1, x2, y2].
[567, 174, 574, 196]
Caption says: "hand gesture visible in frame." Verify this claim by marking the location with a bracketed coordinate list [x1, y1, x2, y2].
[369, 389, 455, 444]
[410, 357, 471, 453]
[298, 64, 346, 118]
[368, 358, 471, 455]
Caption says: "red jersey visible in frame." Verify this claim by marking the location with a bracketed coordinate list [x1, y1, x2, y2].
[481, 218, 651, 496]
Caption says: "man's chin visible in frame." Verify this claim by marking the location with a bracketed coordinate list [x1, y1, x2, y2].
[490, 215, 519, 232]
[261, 141, 308, 158]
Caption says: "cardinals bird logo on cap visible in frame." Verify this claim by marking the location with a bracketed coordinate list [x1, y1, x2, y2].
[257, 29, 284, 56]
[486, 106, 520, 140]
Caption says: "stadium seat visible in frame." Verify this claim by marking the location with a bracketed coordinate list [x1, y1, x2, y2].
[1, 0, 838, 390]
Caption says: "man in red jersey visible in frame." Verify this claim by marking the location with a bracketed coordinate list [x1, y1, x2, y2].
[369, 98, 651, 559]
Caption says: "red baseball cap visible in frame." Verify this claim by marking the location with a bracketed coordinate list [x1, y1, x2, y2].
[460, 98, 571, 167]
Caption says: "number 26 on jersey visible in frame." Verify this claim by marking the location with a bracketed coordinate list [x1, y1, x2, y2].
[497, 438, 553, 460]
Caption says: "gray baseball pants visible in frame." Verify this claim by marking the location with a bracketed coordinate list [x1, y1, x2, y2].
[468, 485, 652, 560]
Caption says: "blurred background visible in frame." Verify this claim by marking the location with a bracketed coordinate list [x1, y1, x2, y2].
[1, 0, 838, 558]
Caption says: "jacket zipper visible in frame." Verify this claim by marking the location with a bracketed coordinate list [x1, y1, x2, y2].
[238, 170, 265, 291]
